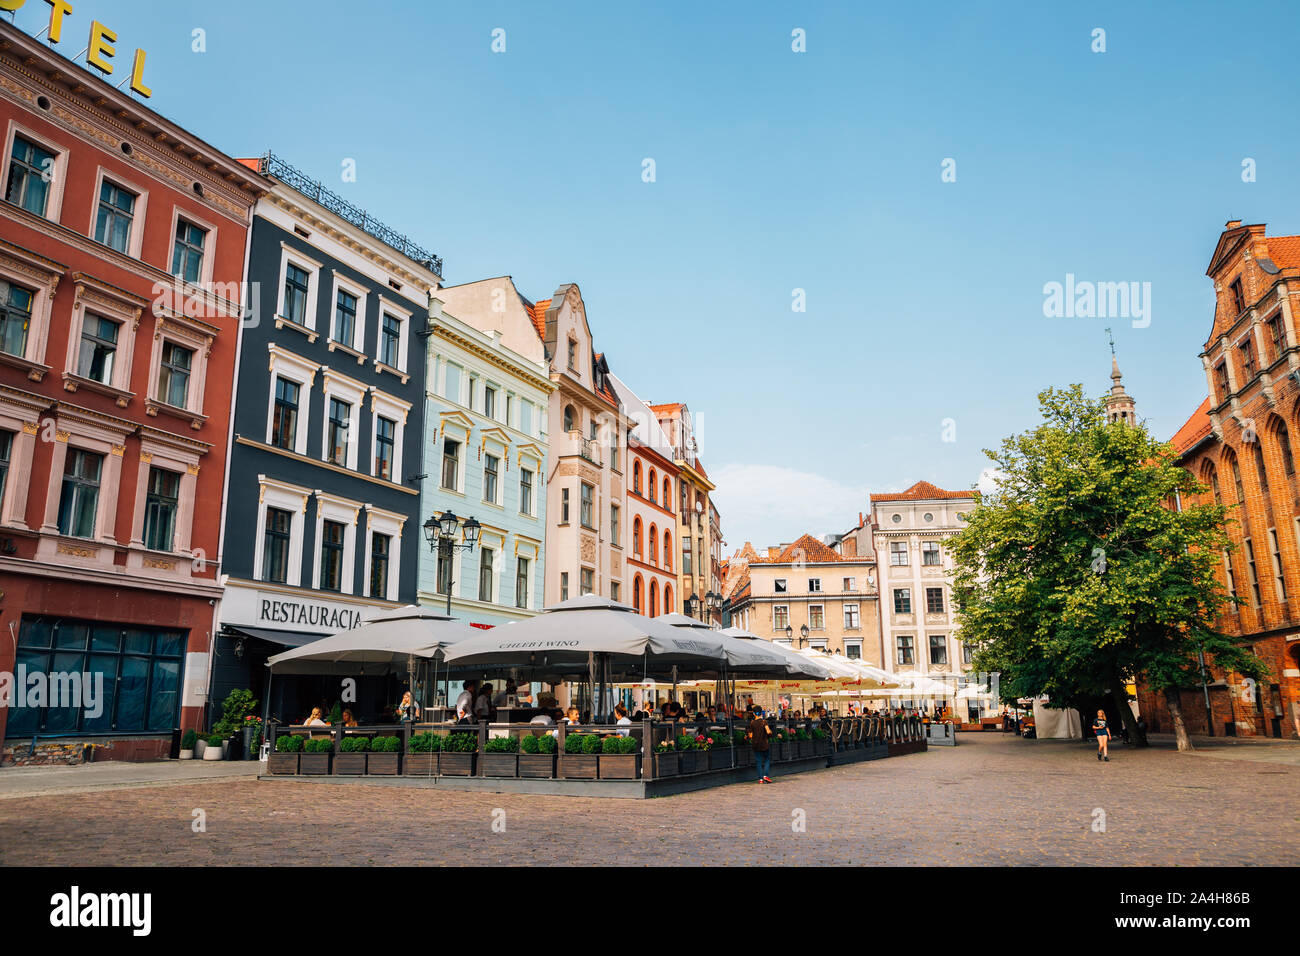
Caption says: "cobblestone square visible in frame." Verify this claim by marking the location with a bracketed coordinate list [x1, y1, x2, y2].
[1, 734, 1295, 866]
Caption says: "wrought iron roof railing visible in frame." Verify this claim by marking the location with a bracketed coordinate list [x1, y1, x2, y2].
[258, 151, 443, 277]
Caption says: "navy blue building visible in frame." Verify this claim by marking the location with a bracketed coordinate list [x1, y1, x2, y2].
[212, 153, 442, 723]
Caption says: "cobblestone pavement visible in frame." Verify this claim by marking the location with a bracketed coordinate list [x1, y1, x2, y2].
[0, 759, 259, 800]
[1, 734, 1295, 866]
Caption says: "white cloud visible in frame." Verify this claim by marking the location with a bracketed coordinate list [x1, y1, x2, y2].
[976, 467, 1004, 495]
[709, 463, 871, 550]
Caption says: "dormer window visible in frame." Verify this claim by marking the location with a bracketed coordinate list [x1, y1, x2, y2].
[567, 339, 577, 371]
[1230, 278, 1246, 316]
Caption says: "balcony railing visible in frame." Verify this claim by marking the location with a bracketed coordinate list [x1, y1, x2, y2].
[258, 151, 443, 277]
[580, 438, 601, 466]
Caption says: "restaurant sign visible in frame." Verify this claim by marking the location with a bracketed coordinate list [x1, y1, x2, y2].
[221, 582, 374, 636]
[1, 0, 153, 96]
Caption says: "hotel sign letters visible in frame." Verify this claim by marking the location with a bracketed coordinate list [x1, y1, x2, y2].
[1, 0, 152, 96]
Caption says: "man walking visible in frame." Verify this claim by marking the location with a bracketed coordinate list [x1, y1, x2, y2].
[748, 705, 773, 783]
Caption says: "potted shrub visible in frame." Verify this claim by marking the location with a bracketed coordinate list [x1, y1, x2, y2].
[793, 728, 814, 759]
[653, 739, 679, 777]
[707, 731, 734, 771]
[518, 733, 557, 778]
[675, 733, 703, 774]
[598, 734, 641, 779]
[179, 729, 197, 760]
[439, 732, 477, 776]
[406, 731, 441, 775]
[771, 729, 791, 762]
[202, 732, 226, 761]
[367, 735, 401, 775]
[560, 733, 600, 779]
[268, 734, 302, 774]
[335, 735, 369, 775]
[812, 727, 830, 756]
[299, 736, 333, 775]
[482, 736, 520, 777]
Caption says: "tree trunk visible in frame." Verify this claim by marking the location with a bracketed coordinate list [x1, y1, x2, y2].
[1163, 686, 1194, 752]
[1110, 677, 1146, 747]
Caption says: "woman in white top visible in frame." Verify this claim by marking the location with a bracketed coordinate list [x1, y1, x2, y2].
[614, 704, 632, 737]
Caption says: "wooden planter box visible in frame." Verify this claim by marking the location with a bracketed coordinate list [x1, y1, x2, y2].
[404, 753, 438, 776]
[814, 738, 830, 756]
[796, 740, 814, 759]
[677, 751, 702, 774]
[598, 754, 641, 779]
[333, 752, 367, 775]
[481, 753, 519, 777]
[560, 754, 599, 779]
[708, 748, 734, 771]
[438, 752, 477, 776]
[299, 753, 331, 775]
[517, 754, 557, 778]
[654, 751, 680, 777]
[367, 752, 401, 775]
[736, 745, 753, 767]
[772, 742, 791, 761]
[267, 753, 299, 775]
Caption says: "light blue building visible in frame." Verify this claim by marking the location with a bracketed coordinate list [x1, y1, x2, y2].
[417, 282, 553, 628]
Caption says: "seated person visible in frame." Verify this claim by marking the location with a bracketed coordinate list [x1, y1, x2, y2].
[613, 703, 632, 737]
[340, 709, 358, 728]
[563, 706, 582, 726]
[530, 709, 558, 737]
[303, 708, 327, 727]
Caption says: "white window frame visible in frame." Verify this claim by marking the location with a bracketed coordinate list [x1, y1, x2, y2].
[376, 296, 411, 374]
[842, 576, 856, 592]
[808, 577, 822, 593]
[844, 603, 861, 630]
[774, 577, 787, 593]
[319, 367, 366, 471]
[265, 345, 317, 455]
[62, 273, 142, 402]
[809, 603, 825, 630]
[252, 476, 310, 584]
[363, 504, 405, 602]
[0, 241, 62, 376]
[327, 270, 368, 360]
[311, 490, 361, 593]
[2, 120, 71, 224]
[369, 388, 409, 483]
[773, 604, 789, 630]
[167, 207, 218, 289]
[147, 314, 213, 419]
[275, 242, 324, 335]
[87, 166, 149, 259]
[129, 430, 202, 558]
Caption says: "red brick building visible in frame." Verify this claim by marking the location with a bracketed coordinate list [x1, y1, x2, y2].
[0, 21, 265, 760]
[1140, 221, 1300, 740]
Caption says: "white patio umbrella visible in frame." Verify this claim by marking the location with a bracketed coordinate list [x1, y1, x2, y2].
[717, 627, 834, 680]
[266, 606, 480, 675]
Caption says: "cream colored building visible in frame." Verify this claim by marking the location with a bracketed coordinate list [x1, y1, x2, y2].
[650, 402, 720, 623]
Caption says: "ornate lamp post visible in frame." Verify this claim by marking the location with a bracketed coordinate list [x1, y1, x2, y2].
[799, 623, 810, 648]
[423, 510, 480, 616]
[686, 591, 700, 620]
[704, 590, 719, 624]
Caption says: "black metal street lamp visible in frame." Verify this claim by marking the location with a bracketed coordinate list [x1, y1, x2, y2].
[424, 510, 480, 615]
[686, 592, 700, 619]
[704, 590, 719, 623]
[799, 623, 810, 648]
[784, 624, 793, 643]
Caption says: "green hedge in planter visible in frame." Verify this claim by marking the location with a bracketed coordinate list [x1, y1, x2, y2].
[565, 734, 599, 754]
[339, 736, 370, 753]
[442, 732, 477, 753]
[275, 734, 304, 753]
[484, 737, 519, 753]
[371, 735, 400, 753]
[537, 735, 557, 754]
[520, 735, 540, 753]
[675, 733, 700, 752]
[409, 732, 441, 752]
[206, 733, 225, 747]
[181, 730, 198, 750]
[302, 738, 332, 753]
[601, 735, 639, 754]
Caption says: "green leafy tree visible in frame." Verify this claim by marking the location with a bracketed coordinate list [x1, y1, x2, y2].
[949, 385, 1267, 752]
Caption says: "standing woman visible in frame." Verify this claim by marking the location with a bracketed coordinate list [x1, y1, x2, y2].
[1093, 709, 1111, 762]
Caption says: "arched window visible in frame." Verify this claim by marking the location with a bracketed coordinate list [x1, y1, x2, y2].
[633, 460, 642, 494]
[1204, 464, 1221, 504]
[1277, 420, 1296, 477]
[649, 469, 657, 503]
[633, 574, 643, 613]
[663, 530, 673, 570]
[649, 580, 659, 617]
[664, 584, 673, 614]
[649, 523, 658, 564]
[663, 477, 671, 505]
[632, 516, 642, 558]
[1226, 450, 1243, 504]
[1254, 442, 1270, 495]
[563, 404, 576, 433]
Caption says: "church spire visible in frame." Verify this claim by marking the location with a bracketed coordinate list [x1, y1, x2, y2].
[1104, 329, 1136, 425]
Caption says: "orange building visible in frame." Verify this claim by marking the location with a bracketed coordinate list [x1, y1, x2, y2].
[1143, 221, 1300, 740]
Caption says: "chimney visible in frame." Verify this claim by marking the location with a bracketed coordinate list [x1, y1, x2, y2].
[1225, 220, 1242, 230]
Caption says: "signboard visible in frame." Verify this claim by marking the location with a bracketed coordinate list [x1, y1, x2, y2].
[220, 583, 374, 636]
[1, 0, 152, 96]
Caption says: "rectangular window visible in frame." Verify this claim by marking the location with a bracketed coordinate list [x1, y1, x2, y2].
[520, 468, 534, 515]
[844, 641, 862, 660]
[922, 540, 941, 565]
[57, 449, 102, 538]
[610, 581, 620, 602]
[890, 541, 909, 566]
[77, 314, 119, 384]
[374, 416, 395, 480]
[1223, 549, 1237, 600]
[516, 557, 529, 609]
[1229, 278, 1246, 315]
[262, 507, 291, 584]
[1245, 538, 1262, 608]
[930, 635, 948, 666]
[370, 532, 390, 598]
[0, 281, 34, 358]
[580, 568, 594, 596]
[484, 386, 496, 419]
[441, 439, 460, 491]
[1214, 363, 1230, 402]
[579, 482, 594, 529]
[774, 578, 787, 593]
[926, 587, 945, 614]
[893, 588, 912, 614]
[0, 430, 11, 507]
[1269, 528, 1287, 603]
[520, 400, 534, 436]
[844, 603, 860, 629]
[478, 547, 495, 603]
[380, 313, 401, 367]
[319, 520, 345, 592]
[271, 377, 299, 450]
[773, 605, 789, 631]
[436, 548, 452, 596]
[326, 397, 351, 466]
[1269, 313, 1286, 359]
[560, 571, 569, 602]
[283, 263, 311, 325]
[333, 288, 357, 344]
[94, 180, 136, 253]
[143, 467, 179, 552]
[561, 487, 570, 524]
[1240, 337, 1257, 380]
[171, 219, 206, 284]
[483, 454, 499, 504]
[962, 644, 974, 665]
[610, 504, 620, 546]
[157, 342, 193, 408]
[567, 339, 577, 371]
[842, 576, 856, 591]
[809, 604, 824, 629]
[443, 362, 461, 403]
[808, 577, 822, 593]
[682, 537, 692, 574]
[896, 636, 914, 667]
[6, 135, 54, 216]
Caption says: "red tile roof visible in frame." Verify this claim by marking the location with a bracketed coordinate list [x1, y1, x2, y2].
[528, 298, 551, 341]
[649, 403, 684, 413]
[236, 157, 260, 171]
[1262, 236, 1300, 269]
[753, 533, 843, 565]
[871, 480, 972, 502]
[1170, 397, 1213, 457]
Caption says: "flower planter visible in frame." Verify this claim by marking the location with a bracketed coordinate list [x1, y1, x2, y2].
[298, 753, 332, 775]
[193, 739, 207, 759]
[598, 753, 641, 779]
[677, 751, 702, 774]
[202, 745, 224, 762]
[654, 752, 680, 777]
[267, 753, 299, 775]
[366, 752, 401, 775]
[404, 754, 438, 776]
[178, 749, 194, 760]
[797, 740, 814, 759]
[735, 745, 753, 767]
[708, 748, 734, 771]
[438, 752, 477, 776]
[517, 754, 557, 778]
[814, 738, 830, 756]
[481, 753, 519, 777]
[560, 754, 599, 779]
[334, 752, 367, 775]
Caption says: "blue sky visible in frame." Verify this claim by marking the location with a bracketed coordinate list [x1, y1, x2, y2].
[14, 0, 1300, 550]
